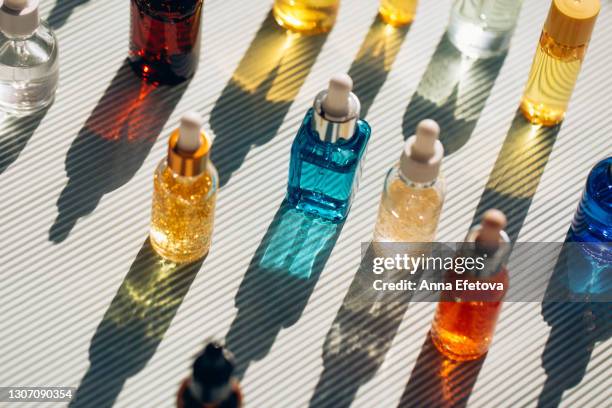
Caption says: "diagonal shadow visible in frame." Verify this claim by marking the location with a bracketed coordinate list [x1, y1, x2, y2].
[309, 242, 424, 408]
[403, 33, 507, 156]
[470, 110, 561, 243]
[537, 233, 611, 407]
[0, 109, 48, 175]
[225, 200, 343, 379]
[48, 0, 92, 30]
[69, 239, 203, 408]
[49, 59, 189, 243]
[209, 11, 327, 188]
[348, 15, 410, 118]
[398, 332, 485, 408]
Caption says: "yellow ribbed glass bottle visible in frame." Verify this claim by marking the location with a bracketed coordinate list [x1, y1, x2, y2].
[379, 0, 418, 27]
[520, 0, 600, 126]
[150, 112, 218, 263]
[273, 0, 340, 34]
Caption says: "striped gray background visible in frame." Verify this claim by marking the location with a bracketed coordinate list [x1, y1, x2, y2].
[0, 0, 610, 407]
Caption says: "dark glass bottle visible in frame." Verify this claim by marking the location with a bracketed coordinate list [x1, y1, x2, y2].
[129, 0, 202, 84]
[177, 342, 243, 408]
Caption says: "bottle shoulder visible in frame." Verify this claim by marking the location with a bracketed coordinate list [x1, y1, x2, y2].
[383, 165, 446, 201]
[0, 22, 58, 68]
[154, 159, 218, 199]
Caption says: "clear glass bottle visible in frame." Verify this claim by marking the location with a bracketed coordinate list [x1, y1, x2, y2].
[129, 0, 203, 84]
[431, 209, 510, 361]
[374, 119, 445, 242]
[520, 0, 600, 126]
[0, 0, 59, 115]
[150, 112, 218, 263]
[273, 0, 340, 34]
[379, 0, 419, 27]
[447, 0, 523, 58]
[287, 74, 371, 223]
[177, 342, 243, 408]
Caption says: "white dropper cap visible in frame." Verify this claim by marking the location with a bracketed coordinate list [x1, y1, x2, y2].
[399, 119, 444, 184]
[177, 112, 204, 153]
[322, 74, 353, 119]
[0, 0, 40, 37]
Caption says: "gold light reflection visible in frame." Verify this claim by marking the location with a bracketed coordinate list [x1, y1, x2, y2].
[485, 113, 558, 199]
[231, 13, 326, 103]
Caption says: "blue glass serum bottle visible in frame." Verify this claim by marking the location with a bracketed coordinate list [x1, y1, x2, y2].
[569, 157, 611, 244]
[287, 74, 371, 223]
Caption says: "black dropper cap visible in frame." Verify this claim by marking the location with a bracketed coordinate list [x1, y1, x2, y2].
[189, 342, 236, 404]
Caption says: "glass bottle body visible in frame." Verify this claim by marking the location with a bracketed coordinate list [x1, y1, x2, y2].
[373, 166, 445, 242]
[150, 159, 218, 263]
[287, 108, 371, 223]
[129, 0, 202, 84]
[0, 22, 58, 115]
[447, 0, 522, 58]
[379, 0, 419, 27]
[520, 30, 587, 126]
[431, 268, 508, 361]
[272, 0, 340, 34]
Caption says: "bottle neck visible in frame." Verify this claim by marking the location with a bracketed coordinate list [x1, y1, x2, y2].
[312, 90, 360, 143]
[397, 166, 438, 189]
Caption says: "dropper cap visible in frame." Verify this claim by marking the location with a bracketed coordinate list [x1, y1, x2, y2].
[0, 0, 39, 37]
[168, 112, 213, 177]
[399, 119, 444, 184]
[544, 0, 600, 47]
[313, 73, 361, 142]
[188, 342, 237, 404]
[476, 209, 508, 251]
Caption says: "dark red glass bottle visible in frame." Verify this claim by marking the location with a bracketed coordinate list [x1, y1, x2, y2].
[129, 0, 202, 84]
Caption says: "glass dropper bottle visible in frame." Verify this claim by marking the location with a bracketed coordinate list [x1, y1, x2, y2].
[373, 119, 445, 243]
[431, 209, 511, 361]
[520, 0, 600, 126]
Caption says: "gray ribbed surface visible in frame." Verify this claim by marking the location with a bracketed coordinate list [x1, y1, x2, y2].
[0, 0, 610, 407]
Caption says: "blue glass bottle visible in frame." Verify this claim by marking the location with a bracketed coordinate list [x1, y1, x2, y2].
[287, 74, 371, 223]
[566, 157, 611, 296]
[569, 157, 612, 243]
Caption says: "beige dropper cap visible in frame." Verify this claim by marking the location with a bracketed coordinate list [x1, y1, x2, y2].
[399, 119, 443, 184]
[168, 112, 213, 177]
[476, 209, 508, 250]
[544, 0, 600, 47]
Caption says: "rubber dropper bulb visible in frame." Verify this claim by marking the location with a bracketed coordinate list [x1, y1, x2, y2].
[400, 119, 443, 184]
[476, 209, 508, 250]
[4, 0, 28, 10]
[322, 74, 353, 119]
[177, 112, 203, 153]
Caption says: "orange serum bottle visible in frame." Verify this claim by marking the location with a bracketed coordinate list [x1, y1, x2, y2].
[177, 342, 243, 408]
[431, 209, 511, 361]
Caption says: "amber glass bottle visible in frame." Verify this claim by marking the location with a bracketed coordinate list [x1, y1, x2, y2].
[129, 0, 203, 84]
[431, 209, 510, 361]
[273, 0, 340, 34]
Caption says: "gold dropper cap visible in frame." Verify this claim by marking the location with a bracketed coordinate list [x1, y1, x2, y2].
[544, 0, 600, 47]
[167, 113, 211, 177]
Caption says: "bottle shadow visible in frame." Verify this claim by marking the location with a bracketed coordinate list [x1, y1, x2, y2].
[49, 59, 189, 243]
[69, 239, 204, 408]
[48, 0, 92, 30]
[397, 332, 485, 408]
[470, 110, 561, 242]
[403, 33, 507, 156]
[347, 15, 410, 118]
[209, 11, 327, 188]
[537, 237, 611, 407]
[225, 200, 344, 379]
[309, 242, 421, 408]
[0, 109, 48, 175]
